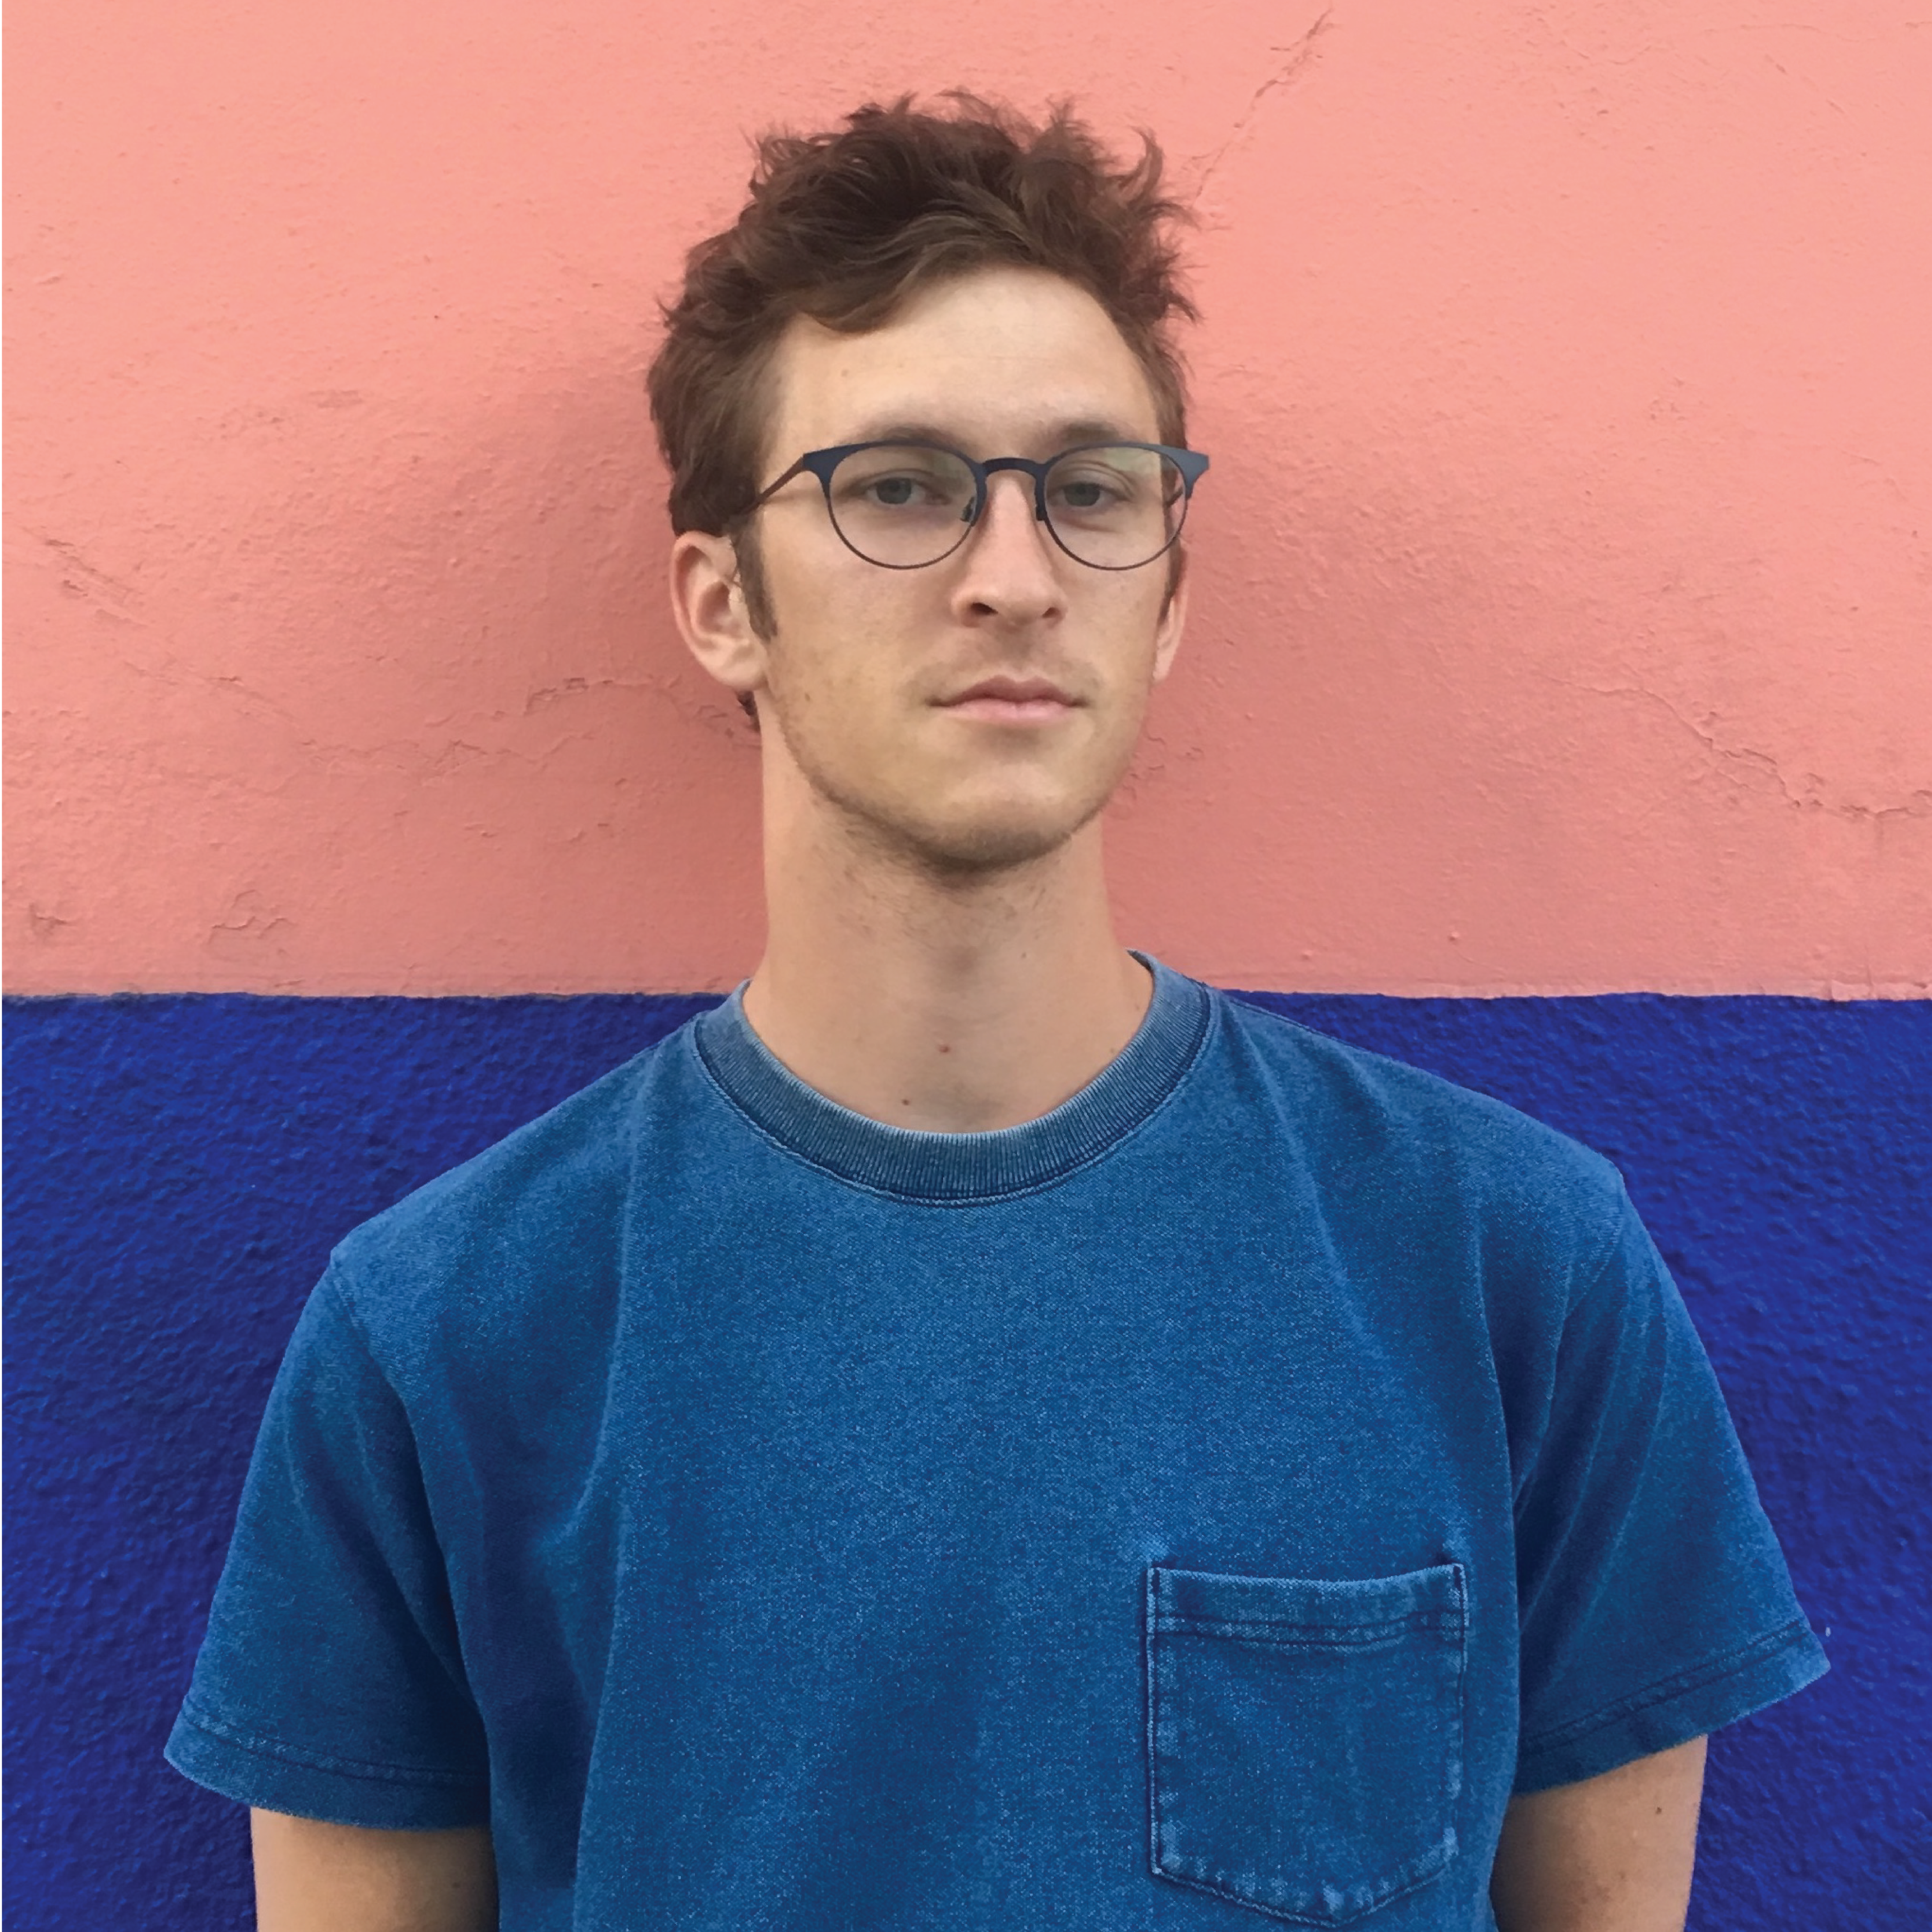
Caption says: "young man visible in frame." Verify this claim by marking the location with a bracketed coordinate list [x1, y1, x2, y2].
[169, 99, 1824, 1931]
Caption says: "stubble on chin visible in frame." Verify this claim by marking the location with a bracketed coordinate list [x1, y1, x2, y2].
[814, 759, 1088, 881]
[772, 702, 1128, 885]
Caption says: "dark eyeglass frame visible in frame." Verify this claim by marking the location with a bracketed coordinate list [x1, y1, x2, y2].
[737, 439, 1210, 572]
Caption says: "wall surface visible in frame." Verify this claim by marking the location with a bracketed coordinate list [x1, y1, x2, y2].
[6, 0, 1929, 996]
[7, 993, 1929, 1931]
[6, 2, 1929, 1929]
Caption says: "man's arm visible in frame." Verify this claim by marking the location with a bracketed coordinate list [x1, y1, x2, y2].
[251, 1810, 496, 1932]
[1490, 1735, 1706, 1932]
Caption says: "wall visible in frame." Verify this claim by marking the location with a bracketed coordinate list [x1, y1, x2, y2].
[8, 994, 1929, 1928]
[5, 2, 1929, 1928]
[7, 0, 1928, 996]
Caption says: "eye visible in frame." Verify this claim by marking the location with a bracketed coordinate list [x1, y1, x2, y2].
[1054, 477, 1118, 510]
[863, 473, 942, 509]
[832, 455, 971, 515]
[1048, 466, 1138, 516]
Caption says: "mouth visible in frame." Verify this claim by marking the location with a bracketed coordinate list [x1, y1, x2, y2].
[936, 675, 1080, 726]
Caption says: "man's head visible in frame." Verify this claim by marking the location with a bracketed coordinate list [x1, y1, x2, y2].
[654, 96, 1201, 875]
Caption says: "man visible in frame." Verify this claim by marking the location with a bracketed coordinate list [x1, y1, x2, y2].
[169, 98, 1824, 1930]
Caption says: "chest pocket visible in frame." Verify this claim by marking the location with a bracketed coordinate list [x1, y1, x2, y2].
[1145, 1563, 1466, 1925]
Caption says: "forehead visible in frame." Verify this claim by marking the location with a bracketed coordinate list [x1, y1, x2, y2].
[762, 266, 1162, 459]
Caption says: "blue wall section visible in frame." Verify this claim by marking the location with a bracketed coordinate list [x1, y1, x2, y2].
[6, 992, 1928, 1929]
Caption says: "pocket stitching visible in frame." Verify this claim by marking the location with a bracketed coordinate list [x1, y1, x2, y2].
[1146, 1564, 1467, 1927]
[1153, 1613, 1455, 1645]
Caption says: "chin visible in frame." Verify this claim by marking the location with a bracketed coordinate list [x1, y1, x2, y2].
[786, 723, 1124, 876]
[860, 789, 1103, 876]
[913, 816, 1080, 873]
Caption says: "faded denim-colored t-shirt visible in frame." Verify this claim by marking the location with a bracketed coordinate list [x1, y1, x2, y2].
[168, 958, 1825, 1929]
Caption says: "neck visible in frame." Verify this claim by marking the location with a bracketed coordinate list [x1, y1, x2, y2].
[742, 767, 1150, 1134]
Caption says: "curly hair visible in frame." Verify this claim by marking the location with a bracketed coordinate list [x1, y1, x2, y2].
[647, 94, 1198, 615]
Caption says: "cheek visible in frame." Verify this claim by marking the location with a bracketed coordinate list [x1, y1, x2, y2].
[763, 578, 916, 738]
[765, 518, 875, 629]
[1094, 585, 1174, 684]
[769, 566, 937, 699]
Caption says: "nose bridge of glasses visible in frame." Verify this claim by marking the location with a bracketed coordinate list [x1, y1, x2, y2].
[972, 456, 1052, 526]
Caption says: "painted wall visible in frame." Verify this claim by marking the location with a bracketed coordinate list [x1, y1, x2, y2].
[8, 994, 1929, 1930]
[6, 0, 1929, 998]
[6, 2, 1930, 1929]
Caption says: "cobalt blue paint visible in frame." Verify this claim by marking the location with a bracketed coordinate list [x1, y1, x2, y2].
[5, 992, 1928, 1930]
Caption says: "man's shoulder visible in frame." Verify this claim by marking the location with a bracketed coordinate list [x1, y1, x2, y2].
[325, 1019, 705, 1347]
[1206, 987, 1632, 1262]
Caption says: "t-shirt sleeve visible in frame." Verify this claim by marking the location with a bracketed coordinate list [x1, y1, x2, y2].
[1510, 1193, 1827, 1792]
[165, 1268, 491, 1826]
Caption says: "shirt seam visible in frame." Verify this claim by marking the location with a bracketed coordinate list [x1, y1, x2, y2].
[687, 992, 1216, 1208]
[1510, 1188, 1644, 1512]
[311, 1261, 389, 1383]
[1518, 1616, 1815, 1757]
[177, 1704, 488, 1791]
[288, 1268, 492, 1731]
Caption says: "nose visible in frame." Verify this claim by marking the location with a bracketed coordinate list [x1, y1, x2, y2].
[949, 470, 1065, 627]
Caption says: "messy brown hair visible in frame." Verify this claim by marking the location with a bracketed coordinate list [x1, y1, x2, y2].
[646, 93, 1198, 636]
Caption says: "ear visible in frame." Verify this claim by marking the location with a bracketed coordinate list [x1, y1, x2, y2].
[670, 530, 769, 698]
[1151, 545, 1190, 684]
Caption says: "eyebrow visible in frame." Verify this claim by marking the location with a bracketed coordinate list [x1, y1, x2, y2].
[840, 417, 1146, 452]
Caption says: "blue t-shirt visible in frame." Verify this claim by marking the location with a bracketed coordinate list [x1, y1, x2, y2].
[168, 961, 1825, 1929]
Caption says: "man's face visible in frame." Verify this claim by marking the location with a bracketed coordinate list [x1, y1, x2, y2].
[729, 265, 1187, 873]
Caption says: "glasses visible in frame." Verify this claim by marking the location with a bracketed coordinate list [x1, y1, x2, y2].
[740, 440, 1210, 572]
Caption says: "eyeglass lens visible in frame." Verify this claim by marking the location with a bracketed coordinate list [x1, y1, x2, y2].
[825, 445, 1189, 570]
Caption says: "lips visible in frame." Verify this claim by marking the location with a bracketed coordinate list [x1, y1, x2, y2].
[938, 674, 1080, 723]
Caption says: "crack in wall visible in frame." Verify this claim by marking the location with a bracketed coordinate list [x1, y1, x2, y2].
[1577, 680, 1932, 823]
[1197, 11, 1335, 194]
[207, 889, 294, 956]
[27, 530, 145, 621]
[523, 673, 654, 715]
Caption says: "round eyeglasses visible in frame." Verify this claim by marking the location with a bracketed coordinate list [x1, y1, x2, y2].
[740, 440, 1210, 572]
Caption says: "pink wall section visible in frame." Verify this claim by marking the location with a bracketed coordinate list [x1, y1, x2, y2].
[6, 1, 1929, 997]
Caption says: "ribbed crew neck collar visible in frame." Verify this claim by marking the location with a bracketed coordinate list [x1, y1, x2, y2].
[691, 954, 1212, 1204]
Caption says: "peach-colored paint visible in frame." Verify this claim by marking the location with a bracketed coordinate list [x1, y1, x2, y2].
[6, 0, 1928, 997]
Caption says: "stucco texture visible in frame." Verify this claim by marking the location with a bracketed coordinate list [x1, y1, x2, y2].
[6, 0, 1930, 997]
[6, 992, 1928, 1927]
[6, 1, 1929, 1923]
